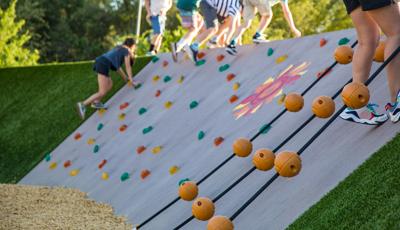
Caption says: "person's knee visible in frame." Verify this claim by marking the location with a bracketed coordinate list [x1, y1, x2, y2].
[358, 34, 380, 49]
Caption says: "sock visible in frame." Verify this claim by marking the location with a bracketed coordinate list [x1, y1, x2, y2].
[149, 44, 155, 52]
[176, 38, 186, 52]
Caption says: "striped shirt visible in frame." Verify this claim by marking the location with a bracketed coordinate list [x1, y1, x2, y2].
[206, 0, 241, 17]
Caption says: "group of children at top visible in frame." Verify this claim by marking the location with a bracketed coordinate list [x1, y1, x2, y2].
[77, 0, 400, 127]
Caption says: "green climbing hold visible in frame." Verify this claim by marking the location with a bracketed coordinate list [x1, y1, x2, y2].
[198, 131, 205, 140]
[134, 83, 142, 90]
[142, 126, 153, 134]
[93, 145, 100, 153]
[267, 48, 274, 56]
[45, 153, 51, 162]
[219, 64, 230, 72]
[189, 101, 199, 109]
[97, 123, 104, 131]
[196, 59, 206, 66]
[151, 56, 159, 63]
[259, 124, 272, 134]
[121, 172, 130, 181]
[164, 76, 172, 82]
[138, 107, 147, 115]
[179, 178, 190, 186]
[338, 37, 350, 45]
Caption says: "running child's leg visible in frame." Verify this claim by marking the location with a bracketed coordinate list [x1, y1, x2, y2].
[83, 74, 112, 106]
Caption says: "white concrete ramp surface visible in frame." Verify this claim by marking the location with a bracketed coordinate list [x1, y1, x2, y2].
[20, 29, 399, 229]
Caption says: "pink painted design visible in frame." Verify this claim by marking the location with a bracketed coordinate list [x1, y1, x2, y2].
[233, 62, 310, 119]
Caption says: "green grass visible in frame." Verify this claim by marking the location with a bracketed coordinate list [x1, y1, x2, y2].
[0, 57, 151, 183]
[289, 133, 400, 229]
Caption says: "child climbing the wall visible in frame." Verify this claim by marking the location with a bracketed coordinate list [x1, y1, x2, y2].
[339, 0, 400, 125]
[76, 38, 137, 120]
[226, 0, 301, 55]
[145, 0, 172, 56]
[185, 0, 241, 63]
[170, 0, 203, 62]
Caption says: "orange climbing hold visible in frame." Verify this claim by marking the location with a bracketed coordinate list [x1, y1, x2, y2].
[63, 160, 71, 168]
[216, 54, 225, 62]
[119, 102, 129, 110]
[233, 82, 240, 91]
[252, 149, 275, 171]
[214, 137, 224, 147]
[87, 138, 95, 145]
[162, 60, 168, 67]
[140, 169, 151, 180]
[137, 146, 146, 154]
[101, 172, 109, 180]
[232, 138, 253, 157]
[341, 82, 370, 109]
[229, 95, 238, 104]
[207, 216, 234, 230]
[179, 181, 198, 201]
[192, 197, 215, 221]
[155, 90, 161, 97]
[98, 159, 107, 169]
[152, 146, 162, 154]
[312, 96, 336, 118]
[284, 93, 304, 112]
[226, 73, 235, 82]
[274, 151, 302, 177]
[119, 124, 128, 132]
[319, 38, 327, 47]
[98, 108, 106, 116]
[275, 54, 288, 64]
[374, 41, 385, 62]
[334, 45, 353, 64]
[197, 52, 206, 59]
[169, 165, 180, 175]
[69, 169, 80, 177]
[74, 133, 82, 140]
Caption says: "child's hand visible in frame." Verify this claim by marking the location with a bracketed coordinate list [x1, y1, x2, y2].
[146, 14, 151, 24]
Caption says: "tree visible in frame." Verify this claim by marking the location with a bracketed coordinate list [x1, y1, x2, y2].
[0, 0, 39, 68]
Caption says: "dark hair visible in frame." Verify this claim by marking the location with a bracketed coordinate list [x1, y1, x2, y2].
[124, 38, 136, 48]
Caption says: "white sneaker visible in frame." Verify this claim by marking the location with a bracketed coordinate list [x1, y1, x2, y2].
[146, 51, 156, 56]
[340, 103, 388, 125]
[385, 90, 400, 123]
[76, 102, 86, 120]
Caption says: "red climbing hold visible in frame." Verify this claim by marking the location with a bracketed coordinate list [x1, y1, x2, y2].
[197, 52, 206, 59]
[141, 169, 151, 180]
[155, 90, 161, 97]
[214, 137, 224, 147]
[216, 54, 225, 62]
[229, 95, 239, 104]
[98, 159, 107, 169]
[119, 124, 128, 132]
[64, 160, 71, 168]
[226, 73, 235, 82]
[320, 38, 327, 47]
[137, 146, 146, 154]
[163, 60, 168, 67]
[74, 133, 82, 140]
[120, 102, 129, 110]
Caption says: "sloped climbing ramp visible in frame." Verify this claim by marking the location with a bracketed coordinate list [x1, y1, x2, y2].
[20, 29, 399, 229]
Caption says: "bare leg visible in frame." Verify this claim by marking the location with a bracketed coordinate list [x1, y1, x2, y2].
[257, 14, 273, 34]
[196, 26, 218, 46]
[154, 35, 163, 53]
[83, 74, 112, 106]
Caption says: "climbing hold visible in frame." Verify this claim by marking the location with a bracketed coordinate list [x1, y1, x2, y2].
[179, 181, 198, 201]
[120, 172, 130, 181]
[119, 124, 128, 132]
[142, 126, 153, 134]
[98, 108, 107, 116]
[233, 82, 240, 91]
[252, 149, 275, 171]
[219, 64, 230, 72]
[151, 56, 159, 63]
[312, 96, 336, 118]
[63, 160, 72, 168]
[138, 107, 147, 115]
[155, 90, 161, 97]
[164, 75, 172, 82]
[277, 93, 286, 105]
[118, 113, 126, 120]
[179, 178, 190, 186]
[232, 138, 253, 157]
[87, 138, 95, 145]
[214, 137, 224, 147]
[207, 216, 234, 230]
[334, 45, 353, 64]
[152, 146, 162, 154]
[267, 48, 274, 56]
[74, 133, 82, 140]
[49, 162, 57, 170]
[189, 101, 199, 109]
[101, 172, 109, 180]
[374, 41, 385, 62]
[338, 37, 350, 45]
[216, 54, 225, 62]
[192, 197, 215, 221]
[153, 75, 160, 83]
[165, 101, 173, 109]
[178, 76, 185, 84]
[196, 59, 206, 66]
[284, 93, 304, 112]
[93, 145, 100, 153]
[97, 123, 104, 131]
[198, 131, 205, 140]
[45, 153, 51, 162]
[119, 102, 129, 110]
[98, 159, 107, 169]
[137, 146, 146, 154]
[226, 73, 235, 82]
[197, 52, 206, 59]
[134, 83, 142, 90]
[275, 55, 288, 64]
[140, 169, 151, 180]
[319, 38, 328, 47]
[69, 169, 80, 177]
[169, 165, 180, 175]
[229, 95, 239, 104]
[259, 124, 272, 134]
[342, 82, 370, 109]
[274, 151, 302, 177]
[162, 60, 168, 67]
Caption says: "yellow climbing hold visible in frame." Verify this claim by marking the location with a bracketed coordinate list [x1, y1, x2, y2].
[165, 101, 173, 109]
[178, 76, 185, 84]
[98, 108, 107, 116]
[87, 138, 95, 145]
[169, 166, 180, 175]
[101, 172, 109, 180]
[153, 75, 160, 83]
[276, 55, 288, 64]
[277, 93, 287, 105]
[70, 169, 80, 177]
[119, 113, 126, 120]
[152, 146, 162, 154]
[49, 162, 57, 170]
[233, 82, 240, 91]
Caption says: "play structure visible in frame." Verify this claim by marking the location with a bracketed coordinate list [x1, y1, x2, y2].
[20, 29, 400, 229]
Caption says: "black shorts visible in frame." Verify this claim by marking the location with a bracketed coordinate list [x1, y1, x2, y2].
[343, 0, 395, 14]
[93, 56, 114, 77]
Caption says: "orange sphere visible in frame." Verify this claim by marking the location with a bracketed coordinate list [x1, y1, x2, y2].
[374, 41, 385, 62]
[284, 93, 304, 112]
[232, 138, 253, 157]
[274, 151, 302, 177]
[341, 82, 370, 109]
[207, 216, 234, 230]
[334, 45, 353, 64]
[179, 181, 198, 201]
[312, 96, 336, 118]
[252, 149, 275, 171]
[192, 197, 215, 221]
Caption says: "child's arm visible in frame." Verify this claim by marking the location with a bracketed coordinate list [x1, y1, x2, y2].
[280, 0, 301, 37]
[124, 55, 134, 83]
[117, 68, 128, 82]
[145, 0, 151, 22]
